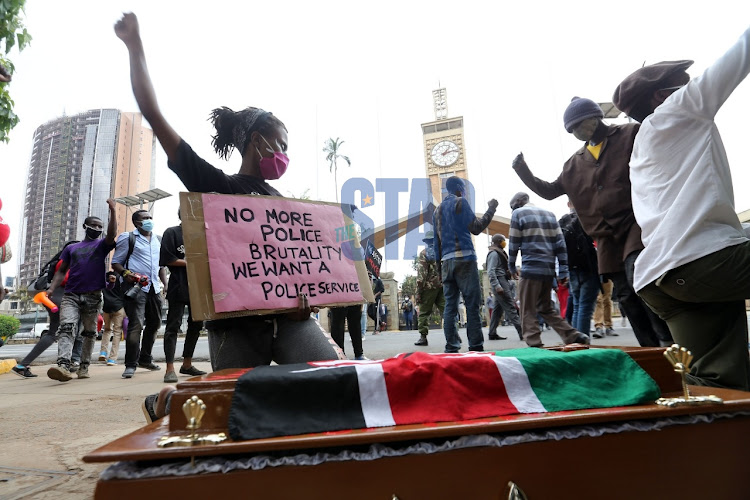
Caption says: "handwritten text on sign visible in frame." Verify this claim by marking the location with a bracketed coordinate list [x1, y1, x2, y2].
[202, 194, 364, 312]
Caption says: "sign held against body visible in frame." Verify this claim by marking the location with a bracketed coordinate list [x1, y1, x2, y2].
[201, 193, 369, 314]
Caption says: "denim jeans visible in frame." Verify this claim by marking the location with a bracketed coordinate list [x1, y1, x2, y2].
[569, 269, 600, 335]
[441, 258, 483, 352]
[57, 291, 102, 369]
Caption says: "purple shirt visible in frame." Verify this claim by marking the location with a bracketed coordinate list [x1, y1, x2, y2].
[60, 239, 116, 293]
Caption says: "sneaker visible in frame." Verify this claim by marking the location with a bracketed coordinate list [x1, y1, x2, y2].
[592, 327, 604, 339]
[361, 335, 366, 341]
[142, 393, 159, 424]
[163, 370, 178, 383]
[47, 365, 73, 382]
[122, 367, 136, 379]
[77, 366, 90, 379]
[179, 366, 207, 376]
[414, 336, 428, 346]
[354, 355, 369, 360]
[12, 365, 37, 378]
[98, 350, 107, 362]
[69, 361, 80, 373]
[138, 362, 162, 371]
[605, 327, 618, 337]
[106, 359, 116, 366]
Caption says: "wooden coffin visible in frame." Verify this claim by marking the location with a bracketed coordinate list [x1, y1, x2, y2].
[84, 347, 750, 499]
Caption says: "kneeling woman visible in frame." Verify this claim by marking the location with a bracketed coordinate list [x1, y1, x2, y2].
[115, 12, 344, 371]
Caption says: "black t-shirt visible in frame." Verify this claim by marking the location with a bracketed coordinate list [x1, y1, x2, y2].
[168, 140, 283, 326]
[168, 140, 282, 196]
[160, 225, 190, 303]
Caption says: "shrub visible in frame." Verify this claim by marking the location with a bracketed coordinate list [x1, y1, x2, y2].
[0, 314, 21, 339]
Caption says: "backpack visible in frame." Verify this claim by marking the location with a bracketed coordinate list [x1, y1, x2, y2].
[123, 231, 162, 270]
[28, 240, 79, 291]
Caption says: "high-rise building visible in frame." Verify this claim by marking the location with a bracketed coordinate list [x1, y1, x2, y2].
[18, 109, 156, 287]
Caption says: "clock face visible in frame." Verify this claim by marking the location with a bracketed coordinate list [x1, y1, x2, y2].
[430, 140, 460, 167]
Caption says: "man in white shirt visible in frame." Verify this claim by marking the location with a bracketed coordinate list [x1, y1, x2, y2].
[613, 26, 750, 391]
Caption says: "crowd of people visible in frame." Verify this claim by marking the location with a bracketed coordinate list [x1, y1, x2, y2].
[5, 15, 750, 416]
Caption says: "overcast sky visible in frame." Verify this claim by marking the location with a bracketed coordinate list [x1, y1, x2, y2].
[2, 1, 750, 285]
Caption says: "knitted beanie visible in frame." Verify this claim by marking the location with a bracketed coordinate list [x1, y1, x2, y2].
[563, 97, 604, 133]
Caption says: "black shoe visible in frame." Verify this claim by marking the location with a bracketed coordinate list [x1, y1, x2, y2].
[488, 334, 507, 340]
[138, 362, 162, 371]
[122, 367, 136, 379]
[572, 333, 591, 345]
[142, 393, 159, 423]
[12, 365, 37, 378]
[179, 366, 207, 376]
[414, 336, 428, 346]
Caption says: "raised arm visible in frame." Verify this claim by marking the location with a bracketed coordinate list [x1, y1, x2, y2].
[512, 152, 566, 200]
[105, 198, 117, 246]
[115, 13, 181, 162]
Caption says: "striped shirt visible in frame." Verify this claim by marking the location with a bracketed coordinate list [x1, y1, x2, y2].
[508, 204, 568, 281]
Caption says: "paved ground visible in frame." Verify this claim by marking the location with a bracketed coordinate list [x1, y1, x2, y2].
[0, 320, 637, 498]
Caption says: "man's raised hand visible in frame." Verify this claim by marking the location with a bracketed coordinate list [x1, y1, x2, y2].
[512, 152, 526, 169]
[114, 12, 141, 46]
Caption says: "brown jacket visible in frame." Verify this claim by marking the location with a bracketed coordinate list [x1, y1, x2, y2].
[513, 123, 642, 275]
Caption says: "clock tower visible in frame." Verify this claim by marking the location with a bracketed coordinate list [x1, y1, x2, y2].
[421, 88, 469, 203]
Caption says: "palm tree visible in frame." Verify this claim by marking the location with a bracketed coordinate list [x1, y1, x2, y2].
[323, 137, 351, 202]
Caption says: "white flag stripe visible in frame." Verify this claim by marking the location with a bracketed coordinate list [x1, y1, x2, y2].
[492, 357, 547, 413]
[355, 364, 396, 428]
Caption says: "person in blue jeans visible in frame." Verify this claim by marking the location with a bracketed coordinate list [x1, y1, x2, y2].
[559, 202, 600, 336]
[433, 176, 497, 353]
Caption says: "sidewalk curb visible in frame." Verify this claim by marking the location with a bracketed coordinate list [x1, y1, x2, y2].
[0, 358, 17, 374]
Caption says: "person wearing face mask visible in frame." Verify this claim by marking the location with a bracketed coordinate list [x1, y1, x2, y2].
[511, 97, 672, 348]
[486, 233, 522, 341]
[46, 199, 118, 382]
[112, 210, 168, 379]
[433, 177, 498, 353]
[115, 12, 343, 390]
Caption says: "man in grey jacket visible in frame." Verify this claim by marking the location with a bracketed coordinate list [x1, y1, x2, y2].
[486, 234, 522, 340]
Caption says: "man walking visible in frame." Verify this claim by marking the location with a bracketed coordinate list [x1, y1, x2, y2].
[511, 97, 672, 347]
[486, 234, 522, 340]
[159, 213, 207, 383]
[613, 25, 750, 390]
[559, 202, 600, 336]
[47, 199, 118, 381]
[112, 210, 167, 379]
[507, 192, 589, 348]
[433, 176, 497, 353]
[414, 231, 444, 346]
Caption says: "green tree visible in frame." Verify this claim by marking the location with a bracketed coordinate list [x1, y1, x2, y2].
[0, 314, 20, 340]
[0, 0, 31, 143]
[401, 275, 416, 299]
[323, 137, 350, 203]
[11, 285, 32, 314]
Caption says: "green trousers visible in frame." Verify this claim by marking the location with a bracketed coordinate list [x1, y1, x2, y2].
[638, 242, 750, 391]
[417, 288, 446, 337]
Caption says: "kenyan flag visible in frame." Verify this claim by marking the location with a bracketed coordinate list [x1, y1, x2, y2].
[228, 349, 660, 441]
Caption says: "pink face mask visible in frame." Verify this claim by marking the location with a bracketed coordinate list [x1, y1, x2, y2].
[256, 135, 289, 180]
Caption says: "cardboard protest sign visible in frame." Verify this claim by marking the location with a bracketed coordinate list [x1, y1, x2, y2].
[180, 192, 373, 320]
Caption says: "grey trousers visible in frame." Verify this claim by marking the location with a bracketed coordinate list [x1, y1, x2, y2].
[57, 291, 102, 369]
[518, 277, 579, 347]
[206, 315, 345, 370]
